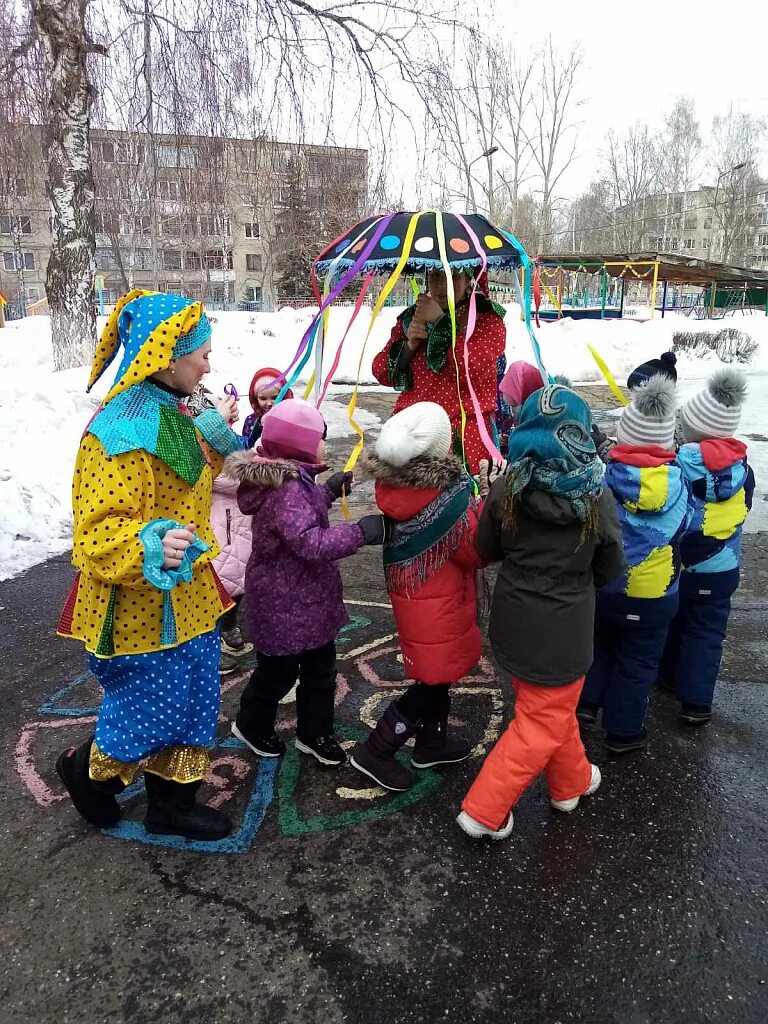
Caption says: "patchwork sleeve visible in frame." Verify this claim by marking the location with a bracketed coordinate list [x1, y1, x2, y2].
[71, 436, 156, 587]
[194, 409, 243, 476]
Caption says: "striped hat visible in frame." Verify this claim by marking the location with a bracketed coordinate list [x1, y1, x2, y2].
[616, 375, 677, 450]
[680, 369, 747, 442]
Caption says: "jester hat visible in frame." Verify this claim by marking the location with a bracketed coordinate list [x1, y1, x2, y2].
[87, 289, 212, 406]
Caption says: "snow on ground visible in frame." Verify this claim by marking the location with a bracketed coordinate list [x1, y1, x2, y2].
[2, 306, 767, 580]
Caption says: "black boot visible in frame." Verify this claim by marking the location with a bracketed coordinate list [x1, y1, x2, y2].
[144, 773, 232, 841]
[349, 705, 418, 791]
[55, 738, 125, 829]
[411, 717, 471, 769]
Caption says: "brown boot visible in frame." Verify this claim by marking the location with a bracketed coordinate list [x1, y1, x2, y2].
[411, 718, 472, 769]
[350, 705, 418, 792]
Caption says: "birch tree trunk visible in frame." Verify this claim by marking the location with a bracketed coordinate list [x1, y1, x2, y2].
[33, 0, 99, 370]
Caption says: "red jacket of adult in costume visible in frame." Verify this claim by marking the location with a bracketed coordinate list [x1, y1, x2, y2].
[365, 452, 485, 684]
[371, 298, 506, 473]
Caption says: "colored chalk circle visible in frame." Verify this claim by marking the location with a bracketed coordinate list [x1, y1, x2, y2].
[449, 238, 470, 254]
[484, 235, 504, 250]
[380, 234, 401, 251]
[414, 236, 435, 253]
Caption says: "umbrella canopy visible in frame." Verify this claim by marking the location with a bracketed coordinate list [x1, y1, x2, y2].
[314, 211, 526, 277]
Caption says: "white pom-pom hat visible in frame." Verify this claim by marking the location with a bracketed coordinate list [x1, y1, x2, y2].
[375, 402, 453, 467]
[680, 369, 748, 442]
[616, 375, 678, 450]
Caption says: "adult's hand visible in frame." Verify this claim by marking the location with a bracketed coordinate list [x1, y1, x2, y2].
[415, 294, 444, 324]
[406, 316, 428, 351]
[161, 526, 196, 569]
[213, 394, 239, 425]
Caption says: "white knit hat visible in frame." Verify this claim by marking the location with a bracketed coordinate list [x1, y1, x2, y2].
[680, 369, 747, 442]
[616, 375, 677, 450]
[375, 402, 453, 467]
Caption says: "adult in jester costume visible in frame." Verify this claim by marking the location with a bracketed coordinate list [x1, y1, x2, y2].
[56, 290, 243, 841]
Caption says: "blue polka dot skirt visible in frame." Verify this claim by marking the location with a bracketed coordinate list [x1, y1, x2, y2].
[88, 628, 220, 764]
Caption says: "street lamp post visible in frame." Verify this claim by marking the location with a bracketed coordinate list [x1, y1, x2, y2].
[466, 145, 499, 217]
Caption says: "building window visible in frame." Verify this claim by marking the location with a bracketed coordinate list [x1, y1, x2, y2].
[244, 286, 262, 304]
[683, 238, 696, 250]
[245, 253, 262, 272]
[0, 215, 31, 235]
[94, 212, 121, 236]
[758, 192, 768, 204]
[2, 251, 35, 271]
[95, 247, 118, 270]
[135, 248, 154, 271]
[757, 233, 768, 247]
[160, 216, 181, 236]
[25, 286, 40, 302]
[244, 222, 260, 239]
[132, 216, 151, 236]
[704, 217, 713, 229]
[199, 215, 231, 237]
[157, 144, 197, 169]
[99, 140, 137, 164]
[201, 245, 231, 266]
[700, 238, 711, 249]
[760, 211, 768, 226]
[185, 250, 202, 270]
[684, 216, 698, 230]
[157, 179, 185, 201]
[161, 249, 182, 270]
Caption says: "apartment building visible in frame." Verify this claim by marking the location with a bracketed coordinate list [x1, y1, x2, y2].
[617, 183, 768, 267]
[0, 127, 367, 313]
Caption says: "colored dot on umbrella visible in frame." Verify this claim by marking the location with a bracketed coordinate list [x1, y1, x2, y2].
[352, 239, 366, 253]
[334, 238, 352, 253]
[484, 235, 503, 250]
[380, 234, 401, 251]
[449, 238, 470, 254]
[414, 236, 435, 253]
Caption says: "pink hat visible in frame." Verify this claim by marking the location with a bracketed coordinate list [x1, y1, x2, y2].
[258, 398, 326, 463]
[500, 361, 545, 407]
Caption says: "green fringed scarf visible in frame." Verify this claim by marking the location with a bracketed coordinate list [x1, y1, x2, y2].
[388, 294, 506, 393]
[383, 480, 473, 596]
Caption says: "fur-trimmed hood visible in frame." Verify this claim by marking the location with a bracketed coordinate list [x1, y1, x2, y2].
[224, 449, 301, 489]
[361, 450, 466, 491]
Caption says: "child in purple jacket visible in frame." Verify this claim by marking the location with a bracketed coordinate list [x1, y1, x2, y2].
[224, 398, 384, 766]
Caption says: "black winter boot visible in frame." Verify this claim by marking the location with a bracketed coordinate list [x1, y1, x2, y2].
[55, 738, 125, 829]
[144, 773, 232, 841]
[350, 705, 418, 791]
[411, 718, 471, 769]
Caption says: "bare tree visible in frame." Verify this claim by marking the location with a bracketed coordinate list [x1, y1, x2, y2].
[495, 46, 536, 234]
[656, 96, 702, 195]
[709, 107, 766, 263]
[603, 123, 659, 249]
[524, 38, 582, 251]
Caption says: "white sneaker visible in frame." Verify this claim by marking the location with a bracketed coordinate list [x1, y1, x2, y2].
[550, 763, 602, 812]
[456, 810, 514, 840]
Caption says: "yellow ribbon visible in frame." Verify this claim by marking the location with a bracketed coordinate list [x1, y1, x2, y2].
[340, 211, 425, 518]
[586, 343, 628, 406]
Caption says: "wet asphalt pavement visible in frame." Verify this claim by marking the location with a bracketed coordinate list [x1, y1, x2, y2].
[1, 403, 767, 1024]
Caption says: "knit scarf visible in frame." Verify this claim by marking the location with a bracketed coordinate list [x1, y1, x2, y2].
[503, 385, 605, 542]
[383, 479, 472, 597]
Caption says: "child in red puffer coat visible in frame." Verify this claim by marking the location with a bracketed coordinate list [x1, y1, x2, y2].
[350, 402, 486, 792]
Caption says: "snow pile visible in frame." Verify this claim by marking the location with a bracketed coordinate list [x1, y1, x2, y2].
[2, 306, 767, 580]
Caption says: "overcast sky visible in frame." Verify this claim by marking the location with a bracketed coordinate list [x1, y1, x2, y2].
[495, 0, 767, 195]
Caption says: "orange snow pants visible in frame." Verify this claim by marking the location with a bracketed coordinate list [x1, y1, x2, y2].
[461, 676, 592, 831]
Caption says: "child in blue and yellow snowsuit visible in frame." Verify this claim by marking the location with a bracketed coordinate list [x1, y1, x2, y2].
[660, 369, 753, 724]
[56, 290, 243, 841]
[578, 376, 691, 753]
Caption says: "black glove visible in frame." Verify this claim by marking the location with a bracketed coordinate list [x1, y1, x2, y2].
[357, 514, 385, 546]
[326, 471, 354, 500]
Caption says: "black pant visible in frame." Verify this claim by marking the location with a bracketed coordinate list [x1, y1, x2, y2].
[220, 596, 242, 633]
[237, 642, 337, 741]
[396, 682, 452, 723]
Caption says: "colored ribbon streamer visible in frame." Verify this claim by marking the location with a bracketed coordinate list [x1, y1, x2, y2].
[340, 211, 426, 519]
[271, 215, 395, 403]
[454, 213, 502, 464]
[317, 269, 375, 408]
[586, 343, 628, 406]
[433, 211, 469, 472]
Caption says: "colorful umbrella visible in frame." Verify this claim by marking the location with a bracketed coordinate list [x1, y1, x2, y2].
[315, 211, 526, 277]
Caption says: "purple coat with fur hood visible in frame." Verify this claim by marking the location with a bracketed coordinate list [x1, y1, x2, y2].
[224, 450, 365, 656]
